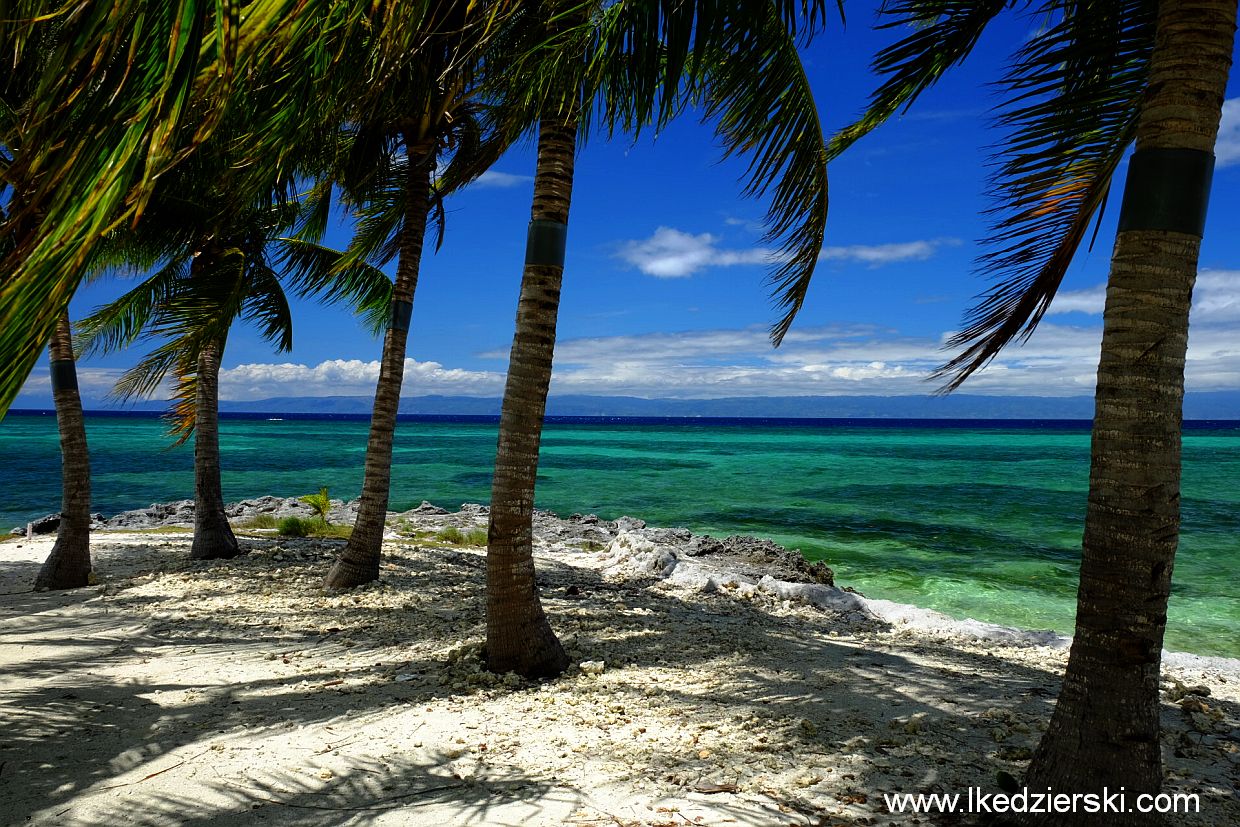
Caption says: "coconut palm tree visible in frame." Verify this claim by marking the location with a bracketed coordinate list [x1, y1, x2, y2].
[32, 311, 94, 588]
[481, 0, 833, 676]
[2, 25, 95, 589]
[79, 198, 297, 560]
[315, 3, 517, 589]
[832, 0, 1236, 811]
[0, 0, 494, 416]
[78, 172, 391, 560]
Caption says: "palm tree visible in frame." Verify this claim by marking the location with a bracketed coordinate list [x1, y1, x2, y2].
[79, 200, 299, 560]
[833, 0, 1236, 811]
[32, 311, 94, 588]
[320, 4, 518, 589]
[2, 13, 94, 589]
[482, 0, 833, 676]
[0, 1, 489, 415]
[79, 175, 391, 560]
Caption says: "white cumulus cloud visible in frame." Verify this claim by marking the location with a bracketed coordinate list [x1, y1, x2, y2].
[1047, 285, 1107, 315]
[472, 170, 533, 189]
[616, 227, 957, 278]
[216, 358, 504, 400]
[819, 238, 959, 267]
[615, 227, 774, 278]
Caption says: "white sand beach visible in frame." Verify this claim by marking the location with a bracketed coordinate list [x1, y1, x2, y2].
[2, 501, 1237, 826]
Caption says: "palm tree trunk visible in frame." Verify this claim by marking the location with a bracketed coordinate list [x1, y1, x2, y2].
[485, 117, 576, 678]
[1024, 1, 1235, 820]
[34, 311, 92, 589]
[325, 141, 433, 589]
[190, 335, 240, 560]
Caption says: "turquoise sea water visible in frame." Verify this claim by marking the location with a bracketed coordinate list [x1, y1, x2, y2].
[2, 411, 1237, 657]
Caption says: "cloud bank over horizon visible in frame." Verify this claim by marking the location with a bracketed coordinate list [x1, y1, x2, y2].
[19, 269, 1240, 406]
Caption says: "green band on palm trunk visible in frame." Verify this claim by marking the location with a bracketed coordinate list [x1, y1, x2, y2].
[389, 300, 413, 332]
[49, 360, 78, 392]
[525, 219, 568, 267]
[1117, 148, 1214, 237]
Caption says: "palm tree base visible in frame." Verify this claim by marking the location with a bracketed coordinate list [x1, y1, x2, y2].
[34, 533, 92, 590]
[484, 626, 570, 679]
[323, 553, 378, 589]
[190, 514, 241, 560]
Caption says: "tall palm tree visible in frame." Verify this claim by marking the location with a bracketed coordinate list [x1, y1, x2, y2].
[832, 0, 1236, 811]
[33, 311, 94, 588]
[319, 3, 517, 589]
[320, 140, 436, 586]
[2, 14, 94, 589]
[482, 0, 833, 676]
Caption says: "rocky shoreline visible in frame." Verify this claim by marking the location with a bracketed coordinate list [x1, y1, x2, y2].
[15, 495, 1240, 676]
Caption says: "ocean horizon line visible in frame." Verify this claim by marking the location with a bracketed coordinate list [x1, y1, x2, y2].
[7, 407, 1240, 429]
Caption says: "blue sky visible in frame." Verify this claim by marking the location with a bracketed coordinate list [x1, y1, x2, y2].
[15, 7, 1240, 408]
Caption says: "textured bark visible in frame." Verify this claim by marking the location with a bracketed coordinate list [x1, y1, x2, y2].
[485, 118, 576, 678]
[325, 142, 433, 589]
[1024, 2, 1236, 822]
[34, 311, 92, 589]
[190, 336, 240, 560]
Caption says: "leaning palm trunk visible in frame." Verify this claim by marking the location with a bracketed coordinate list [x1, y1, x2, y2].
[1024, 0, 1236, 819]
[325, 142, 434, 589]
[34, 311, 92, 589]
[190, 336, 240, 560]
[485, 118, 576, 678]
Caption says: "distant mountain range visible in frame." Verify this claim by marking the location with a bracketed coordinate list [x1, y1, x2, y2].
[78, 391, 1229, 419]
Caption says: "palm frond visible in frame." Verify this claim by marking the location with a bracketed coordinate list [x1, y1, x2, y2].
[935, 0, 1154, 389]
[0, 0, 451, 416]
[164, 368, 200, 446]
[75, 258, 191, 358]
[696, 4, 830, 345]
[109, 339, 191, 403]
[827, 0, 1009, 161]
[240, 265, 295, 352]
[274, 237, 395, 334]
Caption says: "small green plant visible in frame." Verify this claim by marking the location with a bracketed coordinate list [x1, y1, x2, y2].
[432, 526, 488, 546]
[239, 513, 277, 530]
[299, 487, 332, 524]
[278, 516, 312, 537]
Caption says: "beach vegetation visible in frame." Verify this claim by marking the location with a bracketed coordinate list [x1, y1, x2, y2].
[433, 526, 489, 546]
[435, 526, 466, 544]
[278, 516, 312, 537]
[279, 516, 350, 540]
[299, 488, 332, 524]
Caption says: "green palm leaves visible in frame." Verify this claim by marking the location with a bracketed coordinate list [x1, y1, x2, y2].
[833, 0, 1156, 388]
[0, 0, 506, 416]
[3, 0, 839, 418]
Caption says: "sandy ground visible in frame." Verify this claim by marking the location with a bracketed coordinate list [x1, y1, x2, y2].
[1, 507, 1237, 827]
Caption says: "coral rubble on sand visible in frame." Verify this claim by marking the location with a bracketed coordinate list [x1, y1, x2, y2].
[1, 500, 1236, 826]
